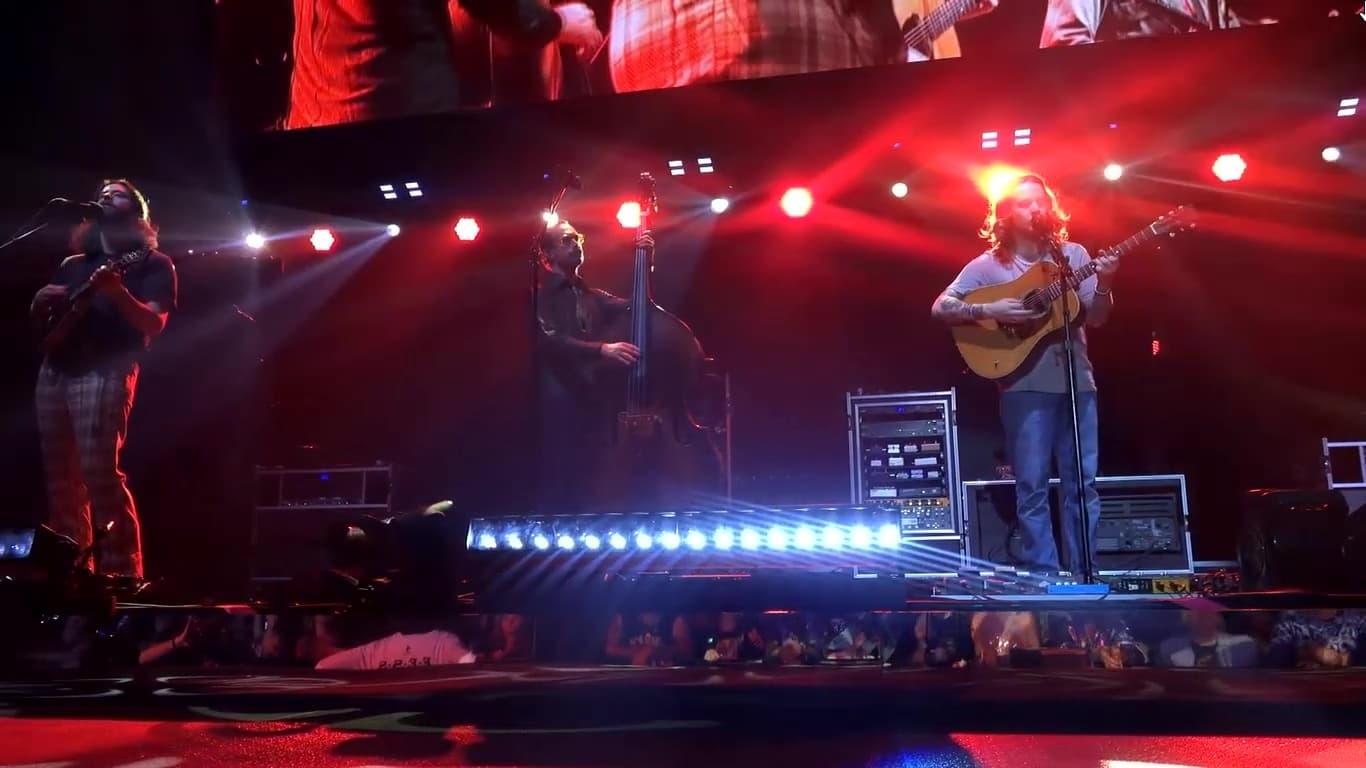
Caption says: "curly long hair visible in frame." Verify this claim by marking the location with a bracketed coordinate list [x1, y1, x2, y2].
[70, 178, 159, 254]
[979, 173, 1069, 259]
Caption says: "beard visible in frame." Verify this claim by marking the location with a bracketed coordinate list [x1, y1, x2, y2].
[96, 209, 147, 251]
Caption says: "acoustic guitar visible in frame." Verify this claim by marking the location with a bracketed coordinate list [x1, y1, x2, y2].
[902, 0, 992, 62]
[951, 206, 1197, 380]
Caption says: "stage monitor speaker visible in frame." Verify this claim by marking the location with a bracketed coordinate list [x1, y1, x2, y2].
[1237, 488, 1347, 592]
[963, 475, 1193, 575]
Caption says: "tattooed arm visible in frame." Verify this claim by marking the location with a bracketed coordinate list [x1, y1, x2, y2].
[932, 290, 1041, 325]
[931, 291, 986, 324]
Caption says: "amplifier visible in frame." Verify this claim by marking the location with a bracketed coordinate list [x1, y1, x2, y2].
[848, 390, 961, 536]
[962, 475, 1194, 575]
[251, 464, 393, 587]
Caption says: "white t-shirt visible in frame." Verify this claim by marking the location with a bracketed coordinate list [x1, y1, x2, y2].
[315, 630, 476, 671]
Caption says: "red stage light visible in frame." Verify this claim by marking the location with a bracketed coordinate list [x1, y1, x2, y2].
[1212, 153, 1247, 183]
[309, 228, 335, 252]
[780, 187, 813, 218]
[974, 165, 1027, 204]
[616, 201, 642, 228]
[453, 217, 480, 241]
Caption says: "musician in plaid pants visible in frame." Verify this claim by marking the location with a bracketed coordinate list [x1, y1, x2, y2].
[30, 179, 176, 578]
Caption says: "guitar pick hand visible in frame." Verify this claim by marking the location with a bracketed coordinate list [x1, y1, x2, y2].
[983, 298, 1043, 322]
[91, 265, 126, 297]
[33, 284, 69, 309]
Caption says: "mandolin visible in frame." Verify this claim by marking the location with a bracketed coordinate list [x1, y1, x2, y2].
[38, 248, 149, 357]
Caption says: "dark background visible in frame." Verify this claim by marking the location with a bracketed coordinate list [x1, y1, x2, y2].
[1, 2, 1363, 597]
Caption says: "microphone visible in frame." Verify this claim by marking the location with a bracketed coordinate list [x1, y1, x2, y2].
[45, 197, 103, 220]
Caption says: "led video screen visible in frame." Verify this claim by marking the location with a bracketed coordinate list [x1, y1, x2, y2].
[215, 1, 1341, 132]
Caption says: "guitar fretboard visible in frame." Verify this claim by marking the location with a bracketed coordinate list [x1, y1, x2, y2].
[1031, 222, 1161, 306]
[904, 0, 978, 53]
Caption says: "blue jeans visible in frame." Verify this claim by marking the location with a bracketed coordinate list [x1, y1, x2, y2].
[1000, 390, 1100, 574]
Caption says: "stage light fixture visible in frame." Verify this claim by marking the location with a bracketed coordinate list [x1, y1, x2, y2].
[1103, 163, 1124, 181]
[767, 527, 789, 550]
[878, 524, 901, 548]
[710, 197, 730, 214]
[453, 217, 481, 241]
[851, 525, 873, 549]
[634, 531, 654, 550]
[244, 232, 266, 250]
[1013, 128, 1032, 147]
[0, 529, 36, 560]
[714, 527, 735, 550]
[583, 533, 602, 551]
[1322, 146, 1342, 163]
[609, 532, 628, 551]
[780, 187, 813, 218]
[379, 184, 398, 201]
[794, 526, 816, 550]
[668, 160, 685, 176]
[386, 224, 401, 237]
[404, 181, 423, 198]
[659, 530, 681, 551]
[616, 201, 643, 228]
[542, 210, 560, 227]
[739, 528, 761, 550]
[1212, 153, 1246, 182]
[822, 525, 844, 549]
[309, 228, 336, 252]
[685, 529, 707, 550]
[981, 131, 999, 150]
[890, 182, 909, 198]
[531, 532, 551, 551]
[698, 157, 714, 174]
[978, 165, 1025, 204]
[556, 533, 576, 551]
[1339, 97, 1359, 118]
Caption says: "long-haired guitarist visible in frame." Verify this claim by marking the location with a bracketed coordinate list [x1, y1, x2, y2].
[28, 179, 177, 579]
[931, 174, 1118, 574]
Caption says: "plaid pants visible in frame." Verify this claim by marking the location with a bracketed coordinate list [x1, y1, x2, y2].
[609, 0, 888, 94]
[35, 362, 143, 578]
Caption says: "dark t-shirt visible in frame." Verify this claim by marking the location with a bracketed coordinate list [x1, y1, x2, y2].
[46, 248, 177, 375]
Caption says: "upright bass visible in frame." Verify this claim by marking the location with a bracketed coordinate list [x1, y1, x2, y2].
[590, 173, 721, 508]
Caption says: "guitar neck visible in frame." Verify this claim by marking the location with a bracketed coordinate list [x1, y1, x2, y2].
[626, 219, 652, 411]
[1039, 221, 1163, 299]
[904, 0, 977, 49]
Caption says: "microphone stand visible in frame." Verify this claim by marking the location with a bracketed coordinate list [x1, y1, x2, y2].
[0, 217, 55, 255]
[1043, 233, 1095, 584]
[2, 199, 97, 255]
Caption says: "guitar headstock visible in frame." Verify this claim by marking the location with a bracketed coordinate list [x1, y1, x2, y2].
[1153, 205, 1198, 236]
[637, 172, 658, 216]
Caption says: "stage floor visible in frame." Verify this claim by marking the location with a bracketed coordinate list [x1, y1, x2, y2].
[3, 664, 1366, 766]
